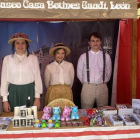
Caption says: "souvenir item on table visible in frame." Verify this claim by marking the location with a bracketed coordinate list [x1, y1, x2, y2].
[132, 99, 140, 115]
[78, 109, 87, 117]
[119, 114, 136, 126]
[102, 117, 109, 127]
[72, 121, 78, 126]
[83, 117, 90, 126]
[90, 117, 96, 127]
[13, 117, 20, 128]
[70, 106, 79, 120]
[27, 107, 32, 115]
[78, 121, 85, 126]
[26, 115, 34, 127]
[96, 114, 103, 126]
[109, 114, 124, 126]
[51, 107, 61, 120]
[14, 107, 20, 116]
[86, 108, 96, 119]
[60, 121, 67, 127]
[20, 118, 26, 127]
[61, 106, 71, 121]
[132, 113, 140, 124]
[20, 108, 27, 117]
[41, 119, 47, 128]
[0, 117, 12, 131]
[66, 121, 72, 126]
[47, 119, 54, 128]
[41, 106, 51, 120]
[26, 96, 30, 108]
[31, 106, 38, 120]
[47, 98, 76, 110]
[116, 104, 133, 115]
[98, 106, 117, 117]
[34, 119, 41, 128]
[54, 120, 60, 128]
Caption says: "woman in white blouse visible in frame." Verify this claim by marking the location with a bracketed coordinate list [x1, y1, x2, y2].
[44, 43, 74, 105]
[1, 32, 43, 112]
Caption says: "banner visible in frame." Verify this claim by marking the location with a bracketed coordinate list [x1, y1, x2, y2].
[0, 0, 137, 19]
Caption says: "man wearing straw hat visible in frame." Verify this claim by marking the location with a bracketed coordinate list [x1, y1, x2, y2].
[77, 32, 112, 109]
[1, 32, 43, 112]
[44, 43, 74, 106]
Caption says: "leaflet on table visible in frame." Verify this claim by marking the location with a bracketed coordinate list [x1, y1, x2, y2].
[119, 114, 136, 126]
[109, 114, 123, 126]
[0, 117, 12, 131]
[132, 99, 140, 115]
[132, 113, 140, 124]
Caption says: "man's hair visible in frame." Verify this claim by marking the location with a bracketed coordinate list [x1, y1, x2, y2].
[88, 32, 102, 41]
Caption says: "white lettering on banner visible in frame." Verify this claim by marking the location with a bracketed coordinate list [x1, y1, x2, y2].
[23, 0, 45, 9]
[82, 1, 108, 9]
[46, 1, 80, 9]
[0, 0, 133, 10]
[0, 2, 21, 8]
[110, 1, 130, 9]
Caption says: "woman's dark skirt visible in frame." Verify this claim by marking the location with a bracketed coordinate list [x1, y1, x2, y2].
[8, 83, 35, 112]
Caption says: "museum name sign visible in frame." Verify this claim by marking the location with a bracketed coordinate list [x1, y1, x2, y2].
[0, 0, 137, 19]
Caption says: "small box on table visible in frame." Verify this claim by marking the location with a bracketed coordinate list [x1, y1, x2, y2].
[26, 115, 34, 127]
[116, 104, 133, 115]
[13, 116, 20, 128]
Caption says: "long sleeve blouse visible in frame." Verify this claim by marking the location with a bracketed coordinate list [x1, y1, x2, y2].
[0, 53, 43, 102]
[44, 60, 74, 88]
[77, 50, 112, 84]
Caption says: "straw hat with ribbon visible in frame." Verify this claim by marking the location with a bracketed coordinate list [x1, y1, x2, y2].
[49, 43, 70, 57]
[8, 32, 31, 45]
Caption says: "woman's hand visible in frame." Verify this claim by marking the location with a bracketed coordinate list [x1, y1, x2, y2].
[3, 101, 11, 112]
[33, 98, 40, 111]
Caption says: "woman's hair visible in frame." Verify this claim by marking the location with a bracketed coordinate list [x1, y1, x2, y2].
[54, 48, 66, 57]
[12, 40, 30, 57]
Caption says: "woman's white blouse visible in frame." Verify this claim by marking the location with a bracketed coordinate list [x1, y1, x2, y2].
[1, 53, 43, 102]
[44, 60, 74, 88]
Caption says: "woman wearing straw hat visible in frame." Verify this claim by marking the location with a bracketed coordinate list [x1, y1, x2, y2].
[1, 32, 43, 112]
[44, 43, 74, 106]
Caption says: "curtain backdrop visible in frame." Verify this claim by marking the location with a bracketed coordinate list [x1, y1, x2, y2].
[0, 21, 119, 109]
[117, 19, 132, 104]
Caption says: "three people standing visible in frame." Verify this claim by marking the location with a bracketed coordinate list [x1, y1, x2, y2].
[0, 31, 112, 112]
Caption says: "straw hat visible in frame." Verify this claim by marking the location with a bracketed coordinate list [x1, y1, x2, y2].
[47, 98, 75, 111]
[8, 32, 31, 45]
[49, 43, 70, 57]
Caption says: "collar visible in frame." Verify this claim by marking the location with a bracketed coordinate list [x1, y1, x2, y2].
[15, 52, 27, 58]
[90, 50, 100, 55]
[55, 60, 64, 64]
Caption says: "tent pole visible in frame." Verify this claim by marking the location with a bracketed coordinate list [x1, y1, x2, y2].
[131, 19, 137, 103]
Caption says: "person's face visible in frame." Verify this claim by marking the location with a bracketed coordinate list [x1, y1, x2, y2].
[14, 39, 27, 55]
[55, 49, 65, 62]
[88, 35, 101, 52]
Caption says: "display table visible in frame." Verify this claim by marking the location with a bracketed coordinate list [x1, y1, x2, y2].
[0, 112, 140, 140]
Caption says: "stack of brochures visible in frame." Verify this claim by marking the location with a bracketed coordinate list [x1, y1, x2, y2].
[109, 114, 124, 126]
[116, 104, 133, 115]
[0, 117, 12, 131]
[98, 106, 117, 117]
[119, 114, 136, 126]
